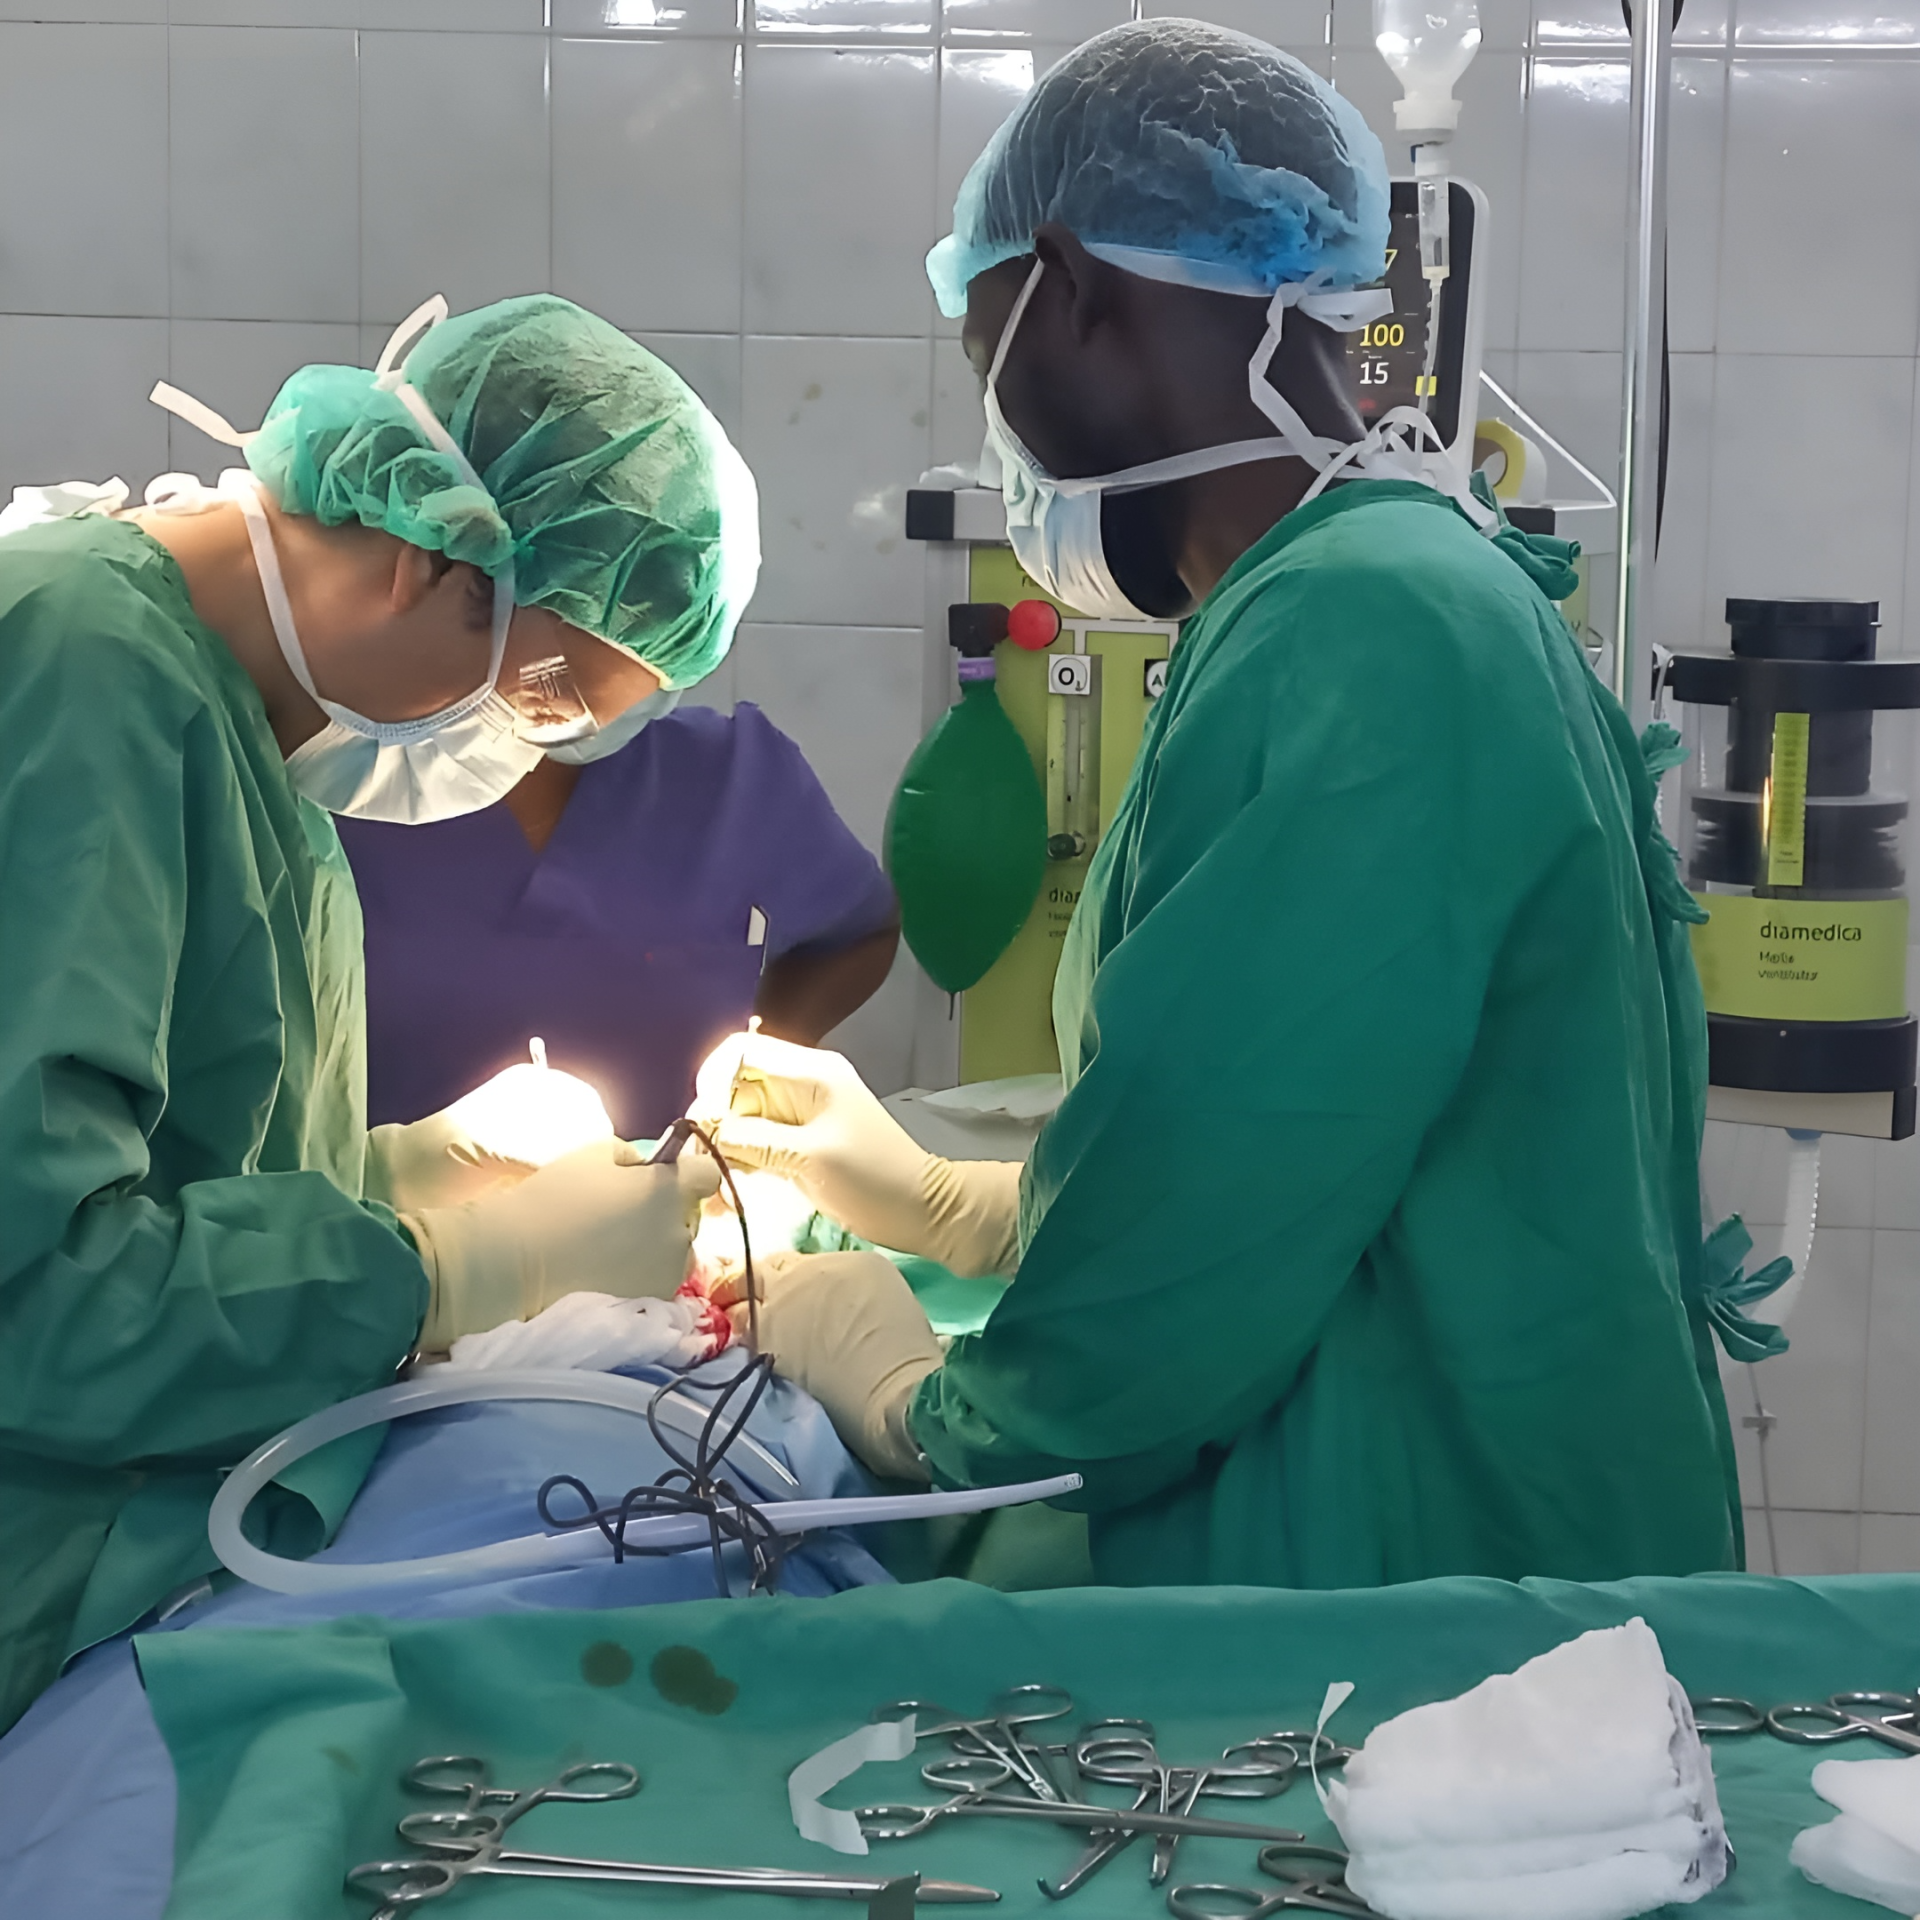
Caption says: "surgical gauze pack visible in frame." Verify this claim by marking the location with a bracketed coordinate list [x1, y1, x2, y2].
[1327, 1619, 1729, 1920]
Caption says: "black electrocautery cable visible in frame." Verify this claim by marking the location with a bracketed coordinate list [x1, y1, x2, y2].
[537, 1118, 795, 1595]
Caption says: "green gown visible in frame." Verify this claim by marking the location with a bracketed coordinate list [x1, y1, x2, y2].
[912, 481, 1740, 1589]
[0, 518, 427, 1736]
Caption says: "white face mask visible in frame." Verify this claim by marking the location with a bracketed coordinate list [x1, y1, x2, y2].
[221, 473, 539, 825]
[544, 684, 685, 766]
[979, 258, 1473, 621]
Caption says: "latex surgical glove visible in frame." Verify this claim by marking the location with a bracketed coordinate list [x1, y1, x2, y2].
[718, 1249, 942, 1482]
[364, 1110, 536, 1213]
[691, 1032, 1023, 1278]
[404, 1139, 719, 1350]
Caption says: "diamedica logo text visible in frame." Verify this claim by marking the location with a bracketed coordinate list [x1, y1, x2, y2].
[1758, 919, 1863, 944]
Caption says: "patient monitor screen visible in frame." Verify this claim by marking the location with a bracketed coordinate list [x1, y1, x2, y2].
[1343, 179, 1476, 451]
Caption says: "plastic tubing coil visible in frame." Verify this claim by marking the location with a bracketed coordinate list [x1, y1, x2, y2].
[208, 1368, 1081, 1596]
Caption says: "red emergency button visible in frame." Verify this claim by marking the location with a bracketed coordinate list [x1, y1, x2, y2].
[1007, 598, 1063, 651]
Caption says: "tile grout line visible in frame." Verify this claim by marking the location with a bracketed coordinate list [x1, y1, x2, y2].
[1703, 45, 1729, 368]
[1856, 1222, 1874, 1568]
[735, 25, 748, 443]
[353, 22, 363, 336]
[545, 6, 554, 321]
[165, 0, 175, 472]
[1686, 64, 1726, 656]
[925, 0, 944, 480]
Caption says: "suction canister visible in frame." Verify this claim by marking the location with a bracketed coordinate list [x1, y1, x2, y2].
[1671, 598, 1919, 1139]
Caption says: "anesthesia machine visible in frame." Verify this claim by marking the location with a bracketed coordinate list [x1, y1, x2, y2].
[899, 175, 1515, 1086]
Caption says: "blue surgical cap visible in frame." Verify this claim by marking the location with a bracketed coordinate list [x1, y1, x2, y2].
[926, 18, 1391, 318]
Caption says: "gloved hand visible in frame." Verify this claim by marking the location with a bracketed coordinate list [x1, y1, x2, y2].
[691, 1033, 1023, 1278]
[404, 1140, 719, 1350]
[716, 1249, 942, 1482]
[364, 1110, 535, 1213]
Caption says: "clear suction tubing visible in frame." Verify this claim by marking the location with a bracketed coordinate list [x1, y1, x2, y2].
[207, 1369, 1081, 1595]
[1374, 0, 1481, 404]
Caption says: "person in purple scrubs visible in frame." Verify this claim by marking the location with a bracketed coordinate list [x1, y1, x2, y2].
[338, 691, 899, 1139]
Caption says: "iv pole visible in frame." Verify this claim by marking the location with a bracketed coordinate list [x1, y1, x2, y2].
[1612, 0, 1672, 728]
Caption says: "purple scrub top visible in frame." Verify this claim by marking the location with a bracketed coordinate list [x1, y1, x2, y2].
[338, 703, 896, 1138]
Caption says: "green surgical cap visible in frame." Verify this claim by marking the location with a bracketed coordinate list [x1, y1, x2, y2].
[926, 18, 1390, 318]
[245, 295, 759, 689]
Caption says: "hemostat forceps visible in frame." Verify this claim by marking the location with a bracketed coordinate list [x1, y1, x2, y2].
[855, 1752, 1304, 1848]
[351, 1756, 998, 1917]
[1043, 1722, 1297, 1897]
[875, 1684, 1079, 1803]
[1167, 1842, 1377, 1918]
[1692, 1691, 1920, 1754]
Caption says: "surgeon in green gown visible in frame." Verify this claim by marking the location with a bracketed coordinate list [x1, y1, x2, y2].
[697, 20, 1744, 1590]
[0, 295, 757, 1734]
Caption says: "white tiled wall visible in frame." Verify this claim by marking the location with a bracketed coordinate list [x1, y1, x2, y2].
[4, 0, 1919, 1561]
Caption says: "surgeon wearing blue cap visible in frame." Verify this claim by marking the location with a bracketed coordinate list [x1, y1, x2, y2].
[701, 20, 1745, 1592]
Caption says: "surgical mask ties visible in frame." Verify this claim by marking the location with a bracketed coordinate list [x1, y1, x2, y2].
[148, 296, 545, 824]
[1243, 277, 1494, 524]
[980, 263, 1489, 620]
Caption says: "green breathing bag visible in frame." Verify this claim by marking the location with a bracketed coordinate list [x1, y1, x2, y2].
[885, 664, 1046, 996]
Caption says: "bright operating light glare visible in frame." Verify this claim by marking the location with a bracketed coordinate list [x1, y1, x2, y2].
[442, 1037, 616, 1168]
[691, 1168, 819, 1289]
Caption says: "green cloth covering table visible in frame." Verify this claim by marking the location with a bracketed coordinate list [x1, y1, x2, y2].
[138, 1571, 1920, 1919]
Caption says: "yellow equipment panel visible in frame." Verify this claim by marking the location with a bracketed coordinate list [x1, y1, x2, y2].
[957, 549, 1179, 1082]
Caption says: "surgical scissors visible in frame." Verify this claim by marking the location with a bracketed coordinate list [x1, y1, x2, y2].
[1167, 1843, 1377, 1919]
[876, 1685, 1078, 1802]
[1690, 1691, 1920, 1754]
